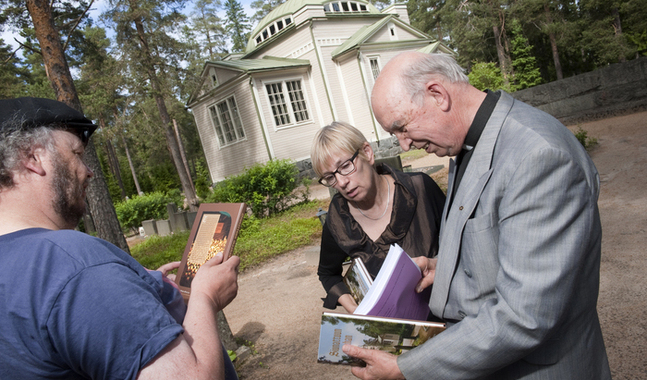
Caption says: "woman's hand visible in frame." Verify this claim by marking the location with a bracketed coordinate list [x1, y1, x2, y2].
[339, 293, 359, 314]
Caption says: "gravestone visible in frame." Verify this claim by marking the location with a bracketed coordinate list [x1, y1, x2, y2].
[156, 220, 172, 236]
[142, 219, 157, 236]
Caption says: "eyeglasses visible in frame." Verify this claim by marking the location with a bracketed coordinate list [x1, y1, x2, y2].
[318, 149, 360, 187]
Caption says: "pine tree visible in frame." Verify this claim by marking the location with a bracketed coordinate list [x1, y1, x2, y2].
[223, 0, 251, 53]
[104, 0, 200, 212]
[509, 20, 542, 91]
[250, 0, 285, 23]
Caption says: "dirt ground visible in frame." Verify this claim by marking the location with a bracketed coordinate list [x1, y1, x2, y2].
[224, 111, 647, 380]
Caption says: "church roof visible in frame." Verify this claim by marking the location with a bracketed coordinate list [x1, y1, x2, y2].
[247, 0, 380, 53]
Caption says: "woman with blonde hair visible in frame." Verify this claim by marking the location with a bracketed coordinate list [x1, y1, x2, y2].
[311, 121, 445, 313]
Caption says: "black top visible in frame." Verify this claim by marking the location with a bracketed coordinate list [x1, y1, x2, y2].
[317, 164, 446, 309]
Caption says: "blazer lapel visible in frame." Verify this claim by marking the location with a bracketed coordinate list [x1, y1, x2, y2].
[429, 92, 514, 318]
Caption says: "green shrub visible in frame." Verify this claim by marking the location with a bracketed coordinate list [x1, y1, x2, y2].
[115, 191, 179, 232]
[194, 159, 212, 200]
[205, 159, 299, 218]
[573, 127, 599, 151]
[468, 61, 508, 92]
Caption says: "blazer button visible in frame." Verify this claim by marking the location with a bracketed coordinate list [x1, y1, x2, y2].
[464, 269, 472, 278]
[459, 206, 464, 211]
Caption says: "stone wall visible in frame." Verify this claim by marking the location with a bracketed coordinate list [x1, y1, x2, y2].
[512, 57, 647, 125]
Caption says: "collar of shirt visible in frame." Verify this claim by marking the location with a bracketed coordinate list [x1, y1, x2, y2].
[462, 89, 501, 154]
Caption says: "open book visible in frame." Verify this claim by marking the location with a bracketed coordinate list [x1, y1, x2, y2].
[317, 312, 445, 365]
[175, 203, 246, 300]
[353, 244, 431, 321]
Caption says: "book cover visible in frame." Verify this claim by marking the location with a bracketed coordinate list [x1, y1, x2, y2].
[317, 312, 445, 365]
[175, 203, 246, 300]
[354, 244, 432, 321]
[343, 258, 373, 305]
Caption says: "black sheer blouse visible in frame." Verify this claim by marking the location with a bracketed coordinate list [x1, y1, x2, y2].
[317, 164, 445, 309]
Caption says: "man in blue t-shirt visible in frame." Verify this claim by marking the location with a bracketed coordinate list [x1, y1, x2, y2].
[0, 97, 240, 379]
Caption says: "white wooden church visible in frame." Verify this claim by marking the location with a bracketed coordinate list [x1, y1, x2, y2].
[186, 0, 452, 182]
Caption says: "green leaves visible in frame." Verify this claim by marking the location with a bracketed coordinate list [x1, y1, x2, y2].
[206, 159, 300, 218]
[115, 191, 179, 231]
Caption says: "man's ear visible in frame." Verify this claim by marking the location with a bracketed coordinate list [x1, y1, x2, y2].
[23, 147, 48, 176]
[425, 81, 451, 112]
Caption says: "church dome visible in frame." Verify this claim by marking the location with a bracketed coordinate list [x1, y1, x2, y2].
[247, 0, 380, 53]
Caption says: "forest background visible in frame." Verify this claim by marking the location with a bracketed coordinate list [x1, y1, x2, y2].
[1, 0, 646, 245]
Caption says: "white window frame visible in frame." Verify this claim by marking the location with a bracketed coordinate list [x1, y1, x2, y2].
[263, 77, 312, 130]
[368, 56, 381, 81]
[388, 22, 398, 41]
[254, 16, 293, 47]
[208, 94, 246, 148]
[324, 1, 368, 13]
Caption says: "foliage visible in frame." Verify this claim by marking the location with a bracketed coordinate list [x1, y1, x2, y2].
[205, 159, 300, 218]
[573, 127, 598, 151]
[468, 61, 508, 92]
[250, 0, 286, 23]
[223, 0, 251, 52]
[115, 191, 180, 232]
[194, 159, 213, 199]
[509, 20, 542, 91]
[0, 38, 30, 98]
[130, 199, 328, 272]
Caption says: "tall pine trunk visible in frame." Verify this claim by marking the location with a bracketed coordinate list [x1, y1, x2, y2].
[131, 12, 199, 212]
[544, 3, 563, 80]
[26, 0, 130, 253]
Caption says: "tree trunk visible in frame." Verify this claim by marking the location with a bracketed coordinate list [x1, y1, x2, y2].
[131, 13, 199, 212]
[173, 119, 195, 194]
[26, 0, 130, 253]
[122, 135, 142, 195]
[544, 3, 563, 80]
[493, 24, 511, 87]
[612, 7, 625, 63]
[106, 138, 127, 200]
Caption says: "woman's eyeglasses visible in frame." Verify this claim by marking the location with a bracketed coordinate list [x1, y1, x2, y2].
[318, 149, 360, 187]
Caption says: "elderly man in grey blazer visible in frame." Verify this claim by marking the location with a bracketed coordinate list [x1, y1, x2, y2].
[342, 52, 611, 380]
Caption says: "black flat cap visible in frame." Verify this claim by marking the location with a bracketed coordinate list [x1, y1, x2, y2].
[0, 97, 98, 145]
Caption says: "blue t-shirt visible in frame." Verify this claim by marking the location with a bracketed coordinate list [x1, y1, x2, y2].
[0, 228, 184, 379]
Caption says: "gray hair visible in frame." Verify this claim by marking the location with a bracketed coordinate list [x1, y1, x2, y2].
[0, 118, 58, 190]
[400, 53, 469, 105]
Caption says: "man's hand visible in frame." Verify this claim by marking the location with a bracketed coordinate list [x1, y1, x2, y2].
[156, 261, 181, 282]
[412, 256, 437, 293]
[190, 253, 240, 312]
[343, 344, 405, 380]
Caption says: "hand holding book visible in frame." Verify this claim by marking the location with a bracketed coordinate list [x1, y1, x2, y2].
[411, 256, 437, 293]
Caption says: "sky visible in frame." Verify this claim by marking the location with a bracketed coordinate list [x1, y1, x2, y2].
[2, 0, 257, 53]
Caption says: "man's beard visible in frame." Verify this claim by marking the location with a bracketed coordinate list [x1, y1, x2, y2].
[52, 155, 87, 228]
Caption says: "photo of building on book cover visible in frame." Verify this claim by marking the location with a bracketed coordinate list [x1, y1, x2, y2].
[178, 211, 232, 288]
[317, 313, 445, 365]
[344, 260, 372, 305]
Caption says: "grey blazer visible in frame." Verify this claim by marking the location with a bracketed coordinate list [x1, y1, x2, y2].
[398, 92, 611, 379]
